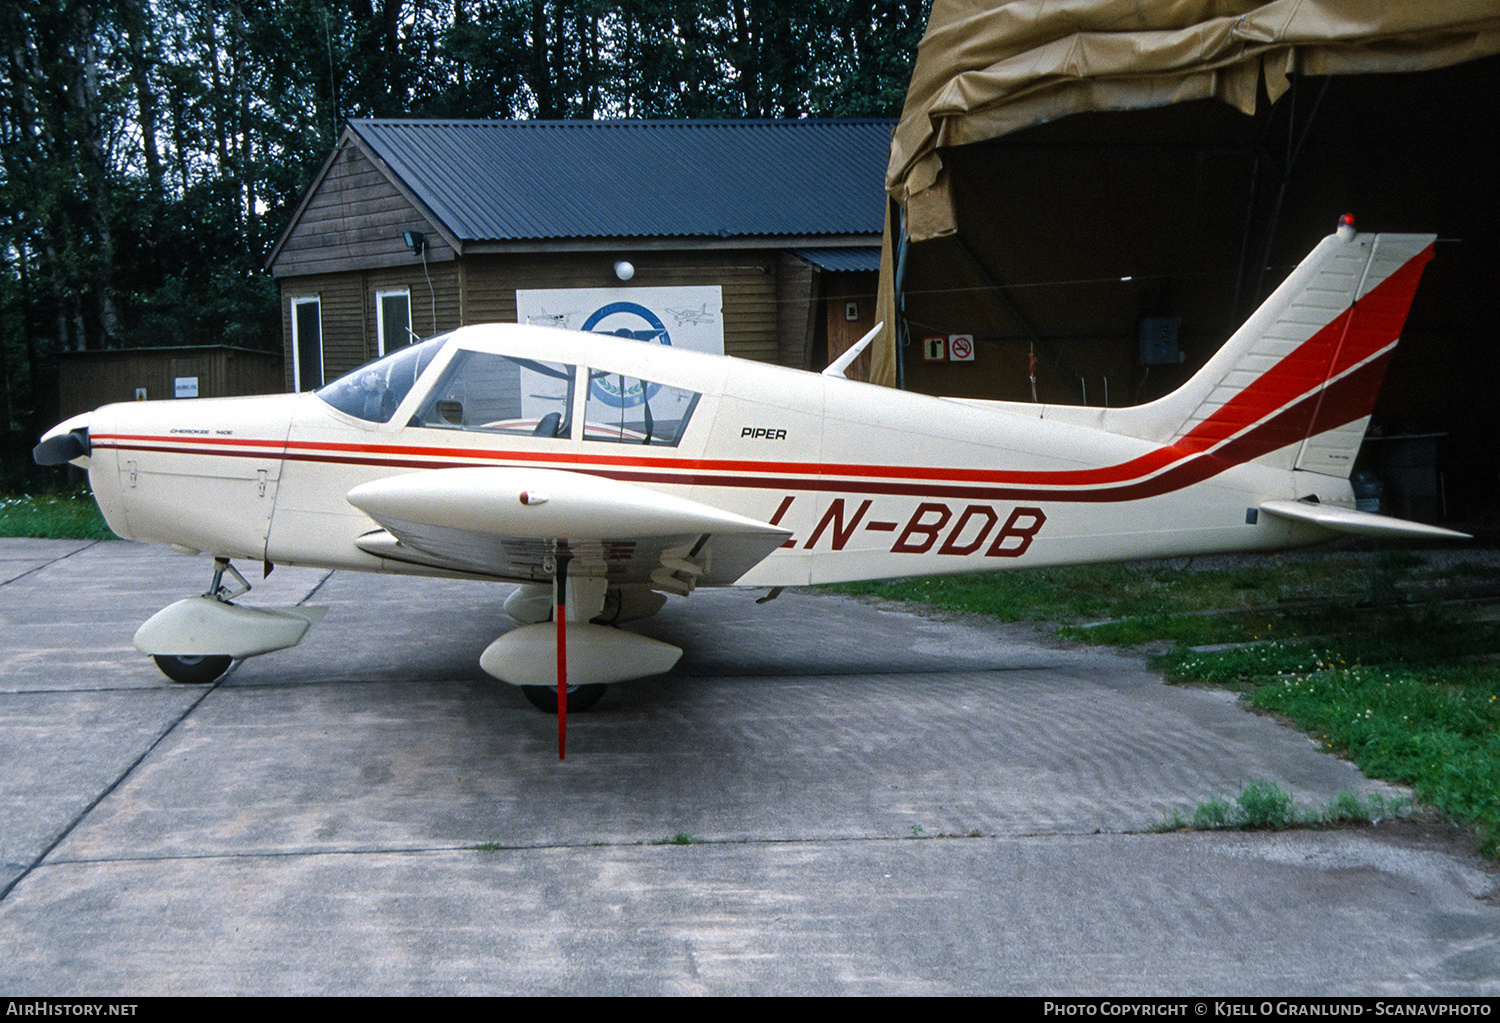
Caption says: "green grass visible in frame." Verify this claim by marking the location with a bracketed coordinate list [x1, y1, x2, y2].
[1149, 781, 1412, 833]
[0, 491, 118, 540]
[650, 832, 702, 845]
[8, 486, 1496, 856]
[829, 550, 1500, 857]
[1163, 652, 1500, 857]
[833, 552, 1470, 647]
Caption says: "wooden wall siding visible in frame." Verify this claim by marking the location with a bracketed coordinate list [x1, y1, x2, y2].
[279, 249, 825, 387]
[460, 252, 789, 364]
[362, 263, 461, 345]
[282, 274, 364, 390]
[271, 143, 454, 279]
[281, 263, 461, 389]
[59, 349, 284, 420]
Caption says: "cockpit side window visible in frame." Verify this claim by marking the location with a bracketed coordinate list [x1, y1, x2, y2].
[583, 370, 700, 446]
[316, 335, 447, 423]
[411, 351, 575, 438]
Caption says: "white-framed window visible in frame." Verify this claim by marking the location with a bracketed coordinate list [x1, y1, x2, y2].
[291, 296, 323, 391]
[376, 288, 412, 356]
[412, 353, 575, 438]
[583, 370, 700, 447]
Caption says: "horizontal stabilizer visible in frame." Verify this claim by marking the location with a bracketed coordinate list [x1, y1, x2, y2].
[1259, 499, 1469, 540]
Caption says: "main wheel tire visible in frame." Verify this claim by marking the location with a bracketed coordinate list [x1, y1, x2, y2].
[153, 654, 233, 685]
[521, 683, 606, 714]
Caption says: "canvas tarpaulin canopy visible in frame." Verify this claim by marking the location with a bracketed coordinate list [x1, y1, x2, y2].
[869, 0, 1500, 387]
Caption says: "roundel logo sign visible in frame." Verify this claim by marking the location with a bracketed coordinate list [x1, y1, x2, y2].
[581, 301, 670, 408]
[581, 301, 673, 346]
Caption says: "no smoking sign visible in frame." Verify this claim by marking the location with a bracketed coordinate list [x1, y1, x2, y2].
[948, 334, 975, 362]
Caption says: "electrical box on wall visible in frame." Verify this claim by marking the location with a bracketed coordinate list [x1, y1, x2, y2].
[1139, 317, 1183, 365]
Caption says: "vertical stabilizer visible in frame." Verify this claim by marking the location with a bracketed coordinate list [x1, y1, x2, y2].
[1106, 223, 1435, 479]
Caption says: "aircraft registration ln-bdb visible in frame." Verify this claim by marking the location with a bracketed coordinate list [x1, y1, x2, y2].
[35, 218, 1466, 757]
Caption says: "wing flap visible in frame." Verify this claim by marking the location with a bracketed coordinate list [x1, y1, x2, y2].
[1259, 499, 1469, 540]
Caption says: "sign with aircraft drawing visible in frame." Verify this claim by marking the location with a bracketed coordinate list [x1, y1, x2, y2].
[517, 286, 724, 356]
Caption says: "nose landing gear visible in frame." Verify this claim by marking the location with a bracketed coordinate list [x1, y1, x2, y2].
[151, 558, 248, 685]
[134, 557, 326, 685]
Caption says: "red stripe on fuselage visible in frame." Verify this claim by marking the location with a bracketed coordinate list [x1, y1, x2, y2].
[90, 351, 1390, 506]
[89, 243, 1427, 506]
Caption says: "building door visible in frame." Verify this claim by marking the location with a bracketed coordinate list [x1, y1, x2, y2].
[291, 296, 323, 390]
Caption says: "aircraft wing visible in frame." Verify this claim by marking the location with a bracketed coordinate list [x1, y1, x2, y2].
[1259, 499, 1469, 540]
[347, 467, 792, 590]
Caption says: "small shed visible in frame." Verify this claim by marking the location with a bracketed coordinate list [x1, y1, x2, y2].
[57, 346, 285, 421]
[265, 118, 893, 391]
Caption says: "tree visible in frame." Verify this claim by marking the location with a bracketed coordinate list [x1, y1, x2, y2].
[0, 0, 930, 456]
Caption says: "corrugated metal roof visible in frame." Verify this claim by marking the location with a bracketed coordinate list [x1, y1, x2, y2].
[349, 118, 894, 243]
[795, 248, 881, 272]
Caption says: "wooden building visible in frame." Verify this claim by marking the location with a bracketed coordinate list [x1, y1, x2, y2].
[57, 346, 284, 421]
[265, 119, 890, 390]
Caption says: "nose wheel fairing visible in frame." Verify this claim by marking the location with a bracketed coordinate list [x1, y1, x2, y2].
[135, 558, 328, 684]
[133, 595, 328, 660]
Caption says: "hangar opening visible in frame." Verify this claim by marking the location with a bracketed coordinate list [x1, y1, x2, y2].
[874, 2, 1500, 527]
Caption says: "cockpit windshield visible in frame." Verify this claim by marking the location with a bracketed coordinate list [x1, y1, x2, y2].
[316, 335, 449, 423]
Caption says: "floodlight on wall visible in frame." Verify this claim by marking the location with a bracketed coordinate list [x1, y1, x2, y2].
[403, 230, 426, 255]
[614, 260, 635, 281]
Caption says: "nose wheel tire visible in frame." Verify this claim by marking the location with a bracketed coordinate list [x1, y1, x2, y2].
[153, 654, 233, 685]
[521, 683, 606, 714]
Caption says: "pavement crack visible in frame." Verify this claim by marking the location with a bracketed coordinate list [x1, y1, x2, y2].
[296, 569, 337, 604]
[0, 539, 100, 589]
[0, 678, 222, 903]
[34, 831, 1021, 868]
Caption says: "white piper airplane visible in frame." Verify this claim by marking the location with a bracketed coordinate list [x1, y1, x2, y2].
[35, 219, 1465, 757]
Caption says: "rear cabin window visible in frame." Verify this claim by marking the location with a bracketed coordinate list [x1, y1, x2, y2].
[412, 351, 575, 438]
[583, 370, 700, 447]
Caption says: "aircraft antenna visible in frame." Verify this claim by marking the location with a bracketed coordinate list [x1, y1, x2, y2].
[822, 322, 883, 379]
